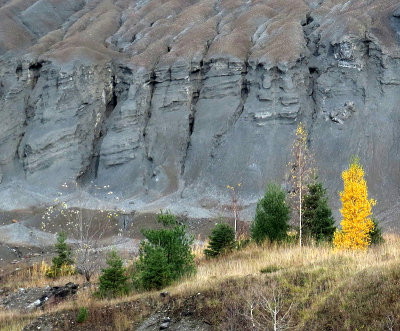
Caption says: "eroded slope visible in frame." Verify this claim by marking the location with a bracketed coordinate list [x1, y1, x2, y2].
[0, 0, 400, 227]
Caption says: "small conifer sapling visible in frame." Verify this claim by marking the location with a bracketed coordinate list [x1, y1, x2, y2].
[251, 184, 290, 244]
[302, 180, 336, 242]
[96, 250, 130, 298]
[204, 223, 236, 258]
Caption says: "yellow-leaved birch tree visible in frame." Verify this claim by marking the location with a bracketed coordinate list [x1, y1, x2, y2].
[333, 158, 376, 250]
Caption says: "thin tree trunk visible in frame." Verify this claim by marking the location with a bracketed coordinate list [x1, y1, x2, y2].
[234, 208, 237, 240]
[299, 148, 302, 248]
[232, 191, 238, 240]
[299, 182, 302, 248]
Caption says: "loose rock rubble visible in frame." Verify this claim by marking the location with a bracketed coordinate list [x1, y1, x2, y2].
[1, 282, 79, 311]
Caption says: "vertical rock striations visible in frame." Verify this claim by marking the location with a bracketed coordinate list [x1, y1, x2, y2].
[0, 0, 400, 226]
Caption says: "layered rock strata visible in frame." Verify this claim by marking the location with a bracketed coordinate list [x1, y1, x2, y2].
[0, 0, 400, 226]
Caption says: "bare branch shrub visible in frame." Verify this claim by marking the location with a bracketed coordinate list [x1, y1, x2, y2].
[243, 281, 293, 331]
[41, 183, 124, 281]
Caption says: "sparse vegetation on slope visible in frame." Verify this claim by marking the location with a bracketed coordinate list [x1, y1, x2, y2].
[2, 233, 399, 330]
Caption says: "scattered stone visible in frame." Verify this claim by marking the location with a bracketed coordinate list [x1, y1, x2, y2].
[160, 291, 169, 297]
[159, 322, 170, 329]
[329, 101, 357, 124]
[26, 299, 41, 310]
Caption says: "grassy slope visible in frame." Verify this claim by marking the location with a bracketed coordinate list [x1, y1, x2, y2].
[2, 234, 400, 330]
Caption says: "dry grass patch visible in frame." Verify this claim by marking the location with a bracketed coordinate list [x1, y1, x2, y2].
[1, 260, 83, 291]
[3, 234, 400, 330]
[0, 309, 41, 331]
[173, 233, 400, 296]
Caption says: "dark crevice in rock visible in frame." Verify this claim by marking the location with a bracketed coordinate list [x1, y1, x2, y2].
[28, 61, 43, 90]
[235, 63, 250, 124]
[142, 70, 156, 192]
[14, 61, 44, 177]
[301, 12, 322, 145]
[116, 64, 133, 77]
[14, 137, 26, 178]
[181, 66, 202, 176]
[143, 71, 156, 157]
[302, 14, 314, 27]
[303, 14, 321, 55]
[118, 10, 123, 30]
[77, 72, 118, 183]
[16, 64, 22, 80]
[28, 62, 43, 71]
[24, 62, 43, 124]
[308, 66, 320, 143]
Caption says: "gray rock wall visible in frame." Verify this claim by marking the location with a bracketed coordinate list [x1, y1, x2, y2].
[1, 0, 400, 227]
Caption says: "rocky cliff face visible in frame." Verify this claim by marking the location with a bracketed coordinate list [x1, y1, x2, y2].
[1, 0, 400, 226]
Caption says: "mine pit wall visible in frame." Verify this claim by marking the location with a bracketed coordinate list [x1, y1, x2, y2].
[1, 37, 400, 226]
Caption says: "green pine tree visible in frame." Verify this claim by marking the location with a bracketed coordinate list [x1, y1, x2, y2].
[134, 245, 172, 290]
[47, 232, 74, 278]
[53, 232, 74, 267]
[134, 211, 196, 290]
[251, 184, 290, 244]
[302, 181, 336, 242]
[204, 223, 236, 258]
[96, 251, 130, 298]
[369, 217, 384, 245]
